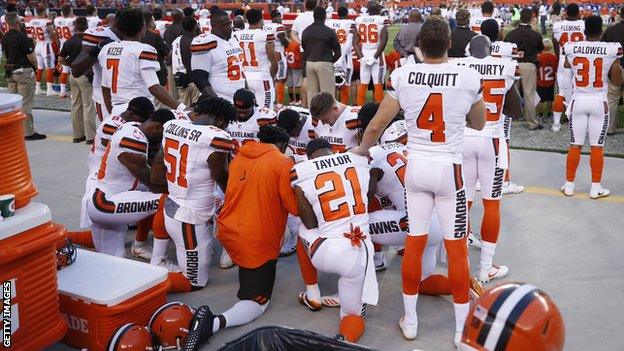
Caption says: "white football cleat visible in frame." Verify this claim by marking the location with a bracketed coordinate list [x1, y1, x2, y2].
[589, 184, 610, 199]
[479, 264, 509, 284]
[220, 250, 235, 269]
[551, 123, 561, 132]
[279, 230, 297, 257]
[374, 251, 387, 271]
[131, 242, 152, 260]
[467, 232, 482, 248]
[46, 89, 59, 96]
[502, 182, 524, 195]
[399, 316, 418, 340]
[454, 331, 462, 348]
[157, 257, 182, 273]
[35, 86, 44, 95]
[561, 182, 575, 197]
[469, 277, 485, 304]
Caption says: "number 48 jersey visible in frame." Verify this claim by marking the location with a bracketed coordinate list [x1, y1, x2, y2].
[388, 63, 482, 163]
[291, 152, 370, 239]
[565, 41, 623, 99]
[162, 119, 235, 224]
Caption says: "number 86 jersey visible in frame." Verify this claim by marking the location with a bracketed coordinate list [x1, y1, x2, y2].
[388, 63, 482, 164]
[291, 152, 370, 239]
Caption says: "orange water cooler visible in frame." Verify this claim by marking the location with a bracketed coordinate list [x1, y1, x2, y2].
[0, 94, 68, 350]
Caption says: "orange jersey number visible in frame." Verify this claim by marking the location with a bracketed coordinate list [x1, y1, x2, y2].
[572, 57, 604, 88]
[106, 58, 120, 94]
[164, 138, 189, 188]
[416, 93, 445, 142]
[56, 26, 72, 40]
[482, 79, 506, 122]
[226, 55, 242, 81]
[336, 28, 347, 44]
[314, 167, 366, 222]
[97, 143, 112, 180]
[558, 32, 584, 48]
[239, 41, 259, 67]
[386, 151, 407, 186]
[357, 24, 378, 44]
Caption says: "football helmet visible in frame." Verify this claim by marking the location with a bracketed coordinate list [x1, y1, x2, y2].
[107, 324, 155, 351]
[460, 282, 565, 351]
[148, 301, 194, 350]
[335, 67, 347, 88]
[56, 238, 77, 270]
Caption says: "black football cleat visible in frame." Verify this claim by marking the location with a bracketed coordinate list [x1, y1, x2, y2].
[183, 305, 215, 351]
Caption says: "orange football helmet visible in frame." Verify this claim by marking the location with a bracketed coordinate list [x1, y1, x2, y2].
[148, 301, 194, 350]
[107, 323, 155, 351]
[460, 282, 565, 351]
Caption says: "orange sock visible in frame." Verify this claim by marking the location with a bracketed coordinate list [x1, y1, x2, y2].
[46, 69, 54, 83]
[419, 274, 452, 295]
[276, 81, 285, 104]
[553, 95, 565, 113]
[296, 237, 318, 285]
[444, 238, 470, 304]
[339, 315, 365, 342]
[168, 272, 192, 292]
[36, 69, 43, 82]
[67, 230, 95, 248]
[480, 199, 501, 244]
[566, 145, 582, 182]
[135, 215, 154, 243]
[153, 194, 169, 239]
[373, 84, 384, 102]
[60, 72, 69, 84]
[505, 143, 511, 182]
[356, 84, 367, 106]
[590, 146, 604, 183]
[373, 242, 382, 252]
[340, 85, 350, 105]
[401, 234, 428, 295]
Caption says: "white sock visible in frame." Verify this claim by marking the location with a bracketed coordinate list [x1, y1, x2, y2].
[306, 284, 321, 302]
[591, 182, 601, 188]
[212, 316, 222, 333]
[454, 302, 470, 333]
[553, 111, 562, 125]
[222, 300, 268, 328]
[46, 82, 53, 90]
[480, 241, 496, 275]
[149, 238, 169, 265]
[60, 83, 66, 94]
[402, 293, 418, 325]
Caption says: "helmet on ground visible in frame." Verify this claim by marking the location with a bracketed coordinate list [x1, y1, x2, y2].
[107, 324, 155, 351]
[335, 67, 347, 87]
[460, 282, 565, 351]
[148, 301, 195, 349]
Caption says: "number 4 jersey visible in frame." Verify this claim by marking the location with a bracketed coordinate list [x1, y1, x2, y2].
[388, 63, 482, 163]
[162, 119, 235, 224]
[291, 152, 370, 239]
[565, 41, 623, 99]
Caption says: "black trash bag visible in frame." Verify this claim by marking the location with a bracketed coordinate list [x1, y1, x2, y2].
[218, 326, 378, 351]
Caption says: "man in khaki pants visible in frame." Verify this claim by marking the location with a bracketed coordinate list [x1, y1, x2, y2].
[59, 16, 96, 143]
[607, 72, 623, 134]
[1, 12, 46, 140]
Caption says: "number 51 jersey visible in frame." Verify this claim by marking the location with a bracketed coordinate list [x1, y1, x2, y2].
[388, 63, 482, 164]
[291, 152, 370, 239]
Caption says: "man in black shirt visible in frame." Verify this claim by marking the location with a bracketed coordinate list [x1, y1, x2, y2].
[505, 8, 545, 130]
[602, 6, 624, 134]
[449, 9, 477, 58]
[142, 11, 171, 107]
[164, 9, 184, 101]
[59, 16, 96, 144]
[301, 7, 341, 106]
[1, 11, 45, 140]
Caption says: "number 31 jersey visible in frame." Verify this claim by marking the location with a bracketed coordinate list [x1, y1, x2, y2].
[388, 63, 482, 163]
[291, 152, 370, 239]
[163, 119, 235, 224]
[565, 41, 623, 99]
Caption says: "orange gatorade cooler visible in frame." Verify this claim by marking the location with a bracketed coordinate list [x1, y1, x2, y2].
[0, 94, 38, 209]
[57, 249, 170, 351]
[0, 203, 68, 351]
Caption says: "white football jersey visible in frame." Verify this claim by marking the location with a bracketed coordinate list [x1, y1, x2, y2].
[87, 16, 101, 29]
[327, 19, 355, 60]
[291, 152, 370, 239]
[98, 40, 160, 107]
[454, 56, 520, 138]
[553, 20, 585, 59]
[96, 122, 148, 195]
[469, 16, 503, 34]
[82, 26, 121, 104]
[235, 29, 275, 79]
[263, 22, 286, 53]
[88, 114, 127, 175]
[380, 120, 407, 144]
[226, 106, 278, 149]
[565, 41, 623, 99]
[28, 18, 53, 44]
[369, 142, 407, 211]
[491, 41, 519, 59]
[171, 36, 186, 74]
[54, 16, 75, 46]
[354, 15, 389, 54]
[171, 109, 191, 121]
[290, 114, 319, 157]
[162, 119, 235, 224]
[315, 106, 360, 153]
[198, 18, 211, 34]
[190, 33, 245, 101]
[388, 63, 482, 163]
[154, 20, 171, 37]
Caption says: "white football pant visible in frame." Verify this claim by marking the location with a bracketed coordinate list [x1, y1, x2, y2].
[34, 43, 54, 69]
[247, 76, 275, 108]
[569, 99, 609, 147]
[359, 54, 386, 85]
[463, 136, 506, 201]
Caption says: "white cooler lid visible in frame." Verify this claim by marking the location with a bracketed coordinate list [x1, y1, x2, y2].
[57, 249, 168, 306]
[0, 202, 52, 241]
[0, 93, 22, 114]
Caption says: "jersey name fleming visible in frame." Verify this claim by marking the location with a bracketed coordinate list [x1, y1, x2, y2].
[165, 123, 203, 142]
[312, 154, 353, 171]
[559, 24, 582, 32]
[407, 72, 459, 87]
[456, 62, 507, 76]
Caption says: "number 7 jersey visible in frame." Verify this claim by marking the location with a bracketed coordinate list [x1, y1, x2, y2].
[388, 63, 482, 163]
[291, 152, 370, 238]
